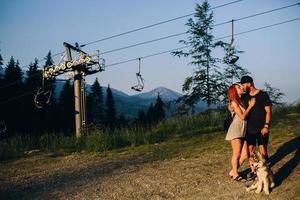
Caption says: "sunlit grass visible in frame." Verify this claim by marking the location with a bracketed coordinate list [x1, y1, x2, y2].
[1, 103, 299, 162]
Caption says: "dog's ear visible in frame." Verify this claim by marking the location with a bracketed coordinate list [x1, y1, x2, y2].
[256, 152, 266, 162]
[258, 161, 264, 168]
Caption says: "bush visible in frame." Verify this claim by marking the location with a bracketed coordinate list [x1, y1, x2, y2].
[2, 104, 296, 162]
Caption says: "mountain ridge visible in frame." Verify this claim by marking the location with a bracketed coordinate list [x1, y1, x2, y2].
[54, 82, 188, 118]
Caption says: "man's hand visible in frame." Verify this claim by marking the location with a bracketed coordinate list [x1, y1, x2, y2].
[261, 127, 269, 137]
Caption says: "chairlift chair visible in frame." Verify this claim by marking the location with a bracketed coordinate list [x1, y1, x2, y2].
[34, 87, 52, 109]
[224, 19, 240, 65]
[131, 58, 145, 92]
[224, 49, 239, 64]
[0, 121, 7, 135]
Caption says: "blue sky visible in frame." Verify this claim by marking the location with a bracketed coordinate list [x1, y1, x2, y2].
[1, 0, 300, 103]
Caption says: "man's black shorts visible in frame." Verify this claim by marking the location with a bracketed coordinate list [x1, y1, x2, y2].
[246, 132, 269, 146]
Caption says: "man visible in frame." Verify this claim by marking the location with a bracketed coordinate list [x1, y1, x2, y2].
[240, 75, 272, 180]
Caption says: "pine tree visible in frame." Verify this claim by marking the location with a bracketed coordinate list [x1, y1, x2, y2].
[0, 50, 4, 122]
[0, 49, 3, 79]
[87, 78, 104, 125]
[4, 57, 23, 88]
[105, 85, 116, 129]
[3, 57, 25, 133]
[215, 42, 249, 104]
[146, 103, 155, 125]
[117, 114, 127, 128]
[219, 62, 249, 104]
[58, 80, 74, 133]
[24, 58, 43, 133]
[137, 109, 146, 125]
[42, 51, 58, 131]
[153, 94, 165, 122]
[172, 0, 225, 108]
[264, 82, 285, 106]
[44, 51, 55, 100]
[26, 58, 42, 90]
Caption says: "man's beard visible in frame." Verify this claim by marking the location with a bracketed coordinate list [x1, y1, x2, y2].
[245, 86, 251, 93]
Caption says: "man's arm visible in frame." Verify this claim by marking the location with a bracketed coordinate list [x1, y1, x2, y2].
[261, 105, 272, 136]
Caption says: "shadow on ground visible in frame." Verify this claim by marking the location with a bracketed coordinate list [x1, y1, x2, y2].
[0, 145, 180, 200]
[269, 135, 300, 186]
[240, 135, 300, 186]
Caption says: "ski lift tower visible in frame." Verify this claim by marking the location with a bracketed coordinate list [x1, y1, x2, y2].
[43, 42, 104, 137]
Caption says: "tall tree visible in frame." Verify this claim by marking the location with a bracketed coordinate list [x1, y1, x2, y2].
[15, 60, 27, 133]
[214, 40, 250, 104]
[87, 78, 104, 125]
[218, 62, 249, 104]
[105, 85, 116, 129]
[137, 109, 146, 125]
[153, 94, 165, 122]
[24, 58, 43, 133]
[146, 103, 155, 125]
[41, 51, 58, 131]
[3, 57, 24, 133]
[26, 58, 42, 90]
[58, 80, 74, 133]
[172, 0, 225, 108]
[117, 114, 127, 128]
[0, 50, 4, 122]
[264, 82, 285, 106]
[44, 51, 55, 101]
[0, 49, 3, 77]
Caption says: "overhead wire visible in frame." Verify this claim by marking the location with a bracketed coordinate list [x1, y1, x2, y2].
[105, 17, 300, 67]
[0, 7, 299, 104]
[0, 0, 244, 90]
[100, 2, 300, 55]
[80, 0, 244, 47]
[1, 17, 300, 105]
[1, 1, 298, 90]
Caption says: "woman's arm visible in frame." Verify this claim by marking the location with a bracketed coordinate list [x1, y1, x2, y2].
[231, 99, 255, 120]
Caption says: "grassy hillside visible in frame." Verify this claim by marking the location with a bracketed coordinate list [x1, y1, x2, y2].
[0, 104, 299, 199]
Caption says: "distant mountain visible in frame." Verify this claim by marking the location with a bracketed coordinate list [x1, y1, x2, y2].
[110, 87, 184, 118]
[0, 66, 4, 75]
[133, 87, 182, 101]
[291, 99, 300, 106]
[54, 82, 206, 118]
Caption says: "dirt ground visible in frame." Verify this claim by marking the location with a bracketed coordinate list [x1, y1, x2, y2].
[0, 128, 299, 200]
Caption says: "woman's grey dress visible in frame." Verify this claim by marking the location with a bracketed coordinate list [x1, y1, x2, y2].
[225, 105, 247, 141]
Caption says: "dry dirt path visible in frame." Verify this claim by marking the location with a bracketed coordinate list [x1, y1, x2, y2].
[0, 116, 299, 200]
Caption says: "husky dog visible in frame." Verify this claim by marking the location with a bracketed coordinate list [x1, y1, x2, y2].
[246, 152, 275, 195]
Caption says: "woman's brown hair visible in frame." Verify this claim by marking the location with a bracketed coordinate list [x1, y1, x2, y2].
[227, 83, 245, 108]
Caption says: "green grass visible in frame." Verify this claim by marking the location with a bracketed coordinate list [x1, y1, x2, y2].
[0, 103, 299, 200]
[1, 103, 299, 162]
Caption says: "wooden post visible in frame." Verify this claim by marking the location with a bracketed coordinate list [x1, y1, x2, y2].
[64, 42, 82, 138]
[74, 70, 82, 137]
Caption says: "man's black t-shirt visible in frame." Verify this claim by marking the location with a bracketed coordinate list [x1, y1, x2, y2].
[242, 91, 272, 134]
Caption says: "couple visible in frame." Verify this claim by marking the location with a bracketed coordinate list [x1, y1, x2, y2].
[226, 75, 272, 181]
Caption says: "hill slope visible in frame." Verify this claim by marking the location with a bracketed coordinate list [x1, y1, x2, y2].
[0, 108, 299, 199]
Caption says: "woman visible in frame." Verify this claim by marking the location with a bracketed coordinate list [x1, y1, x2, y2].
[226, 83, 255, 181]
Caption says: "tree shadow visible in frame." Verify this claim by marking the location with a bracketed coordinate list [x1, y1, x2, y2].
[0, 155, 140, 199]
[269, 135, 300, 186]
[239, 135, 300, 186]
[0, 145, 181, 200]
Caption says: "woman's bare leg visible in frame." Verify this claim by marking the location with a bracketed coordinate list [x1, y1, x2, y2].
[239, 141, 248, 166]
[230, 138, 243, 177]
